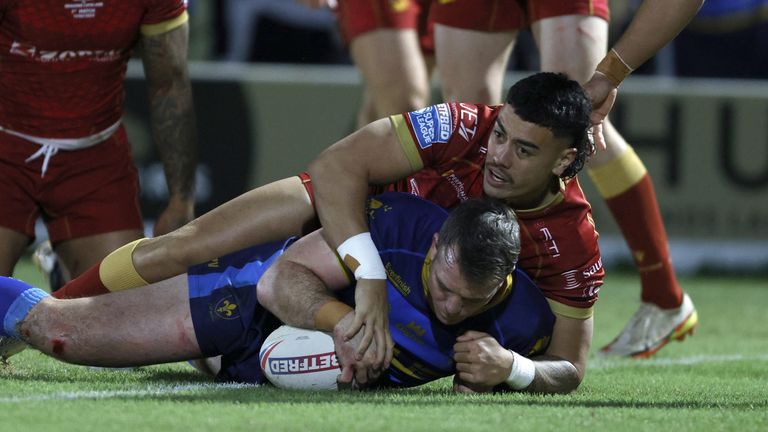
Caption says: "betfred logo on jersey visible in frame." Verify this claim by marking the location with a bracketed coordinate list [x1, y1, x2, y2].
[408, 103, 453, 149]
[266, 352, 339, 375]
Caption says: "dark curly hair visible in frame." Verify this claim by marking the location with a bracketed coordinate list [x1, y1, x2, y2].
[505, 72, 594, 178]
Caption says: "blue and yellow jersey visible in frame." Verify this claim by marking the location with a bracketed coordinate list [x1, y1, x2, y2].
[340, 192, 556, 388]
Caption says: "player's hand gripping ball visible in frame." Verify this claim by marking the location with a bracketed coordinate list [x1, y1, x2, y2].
[259, 325, 340, 390]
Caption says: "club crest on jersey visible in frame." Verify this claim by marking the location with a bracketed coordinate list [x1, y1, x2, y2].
[408, 103, 453, 149]
[212, 295, 240, 320]
[64, 0, 104, 19]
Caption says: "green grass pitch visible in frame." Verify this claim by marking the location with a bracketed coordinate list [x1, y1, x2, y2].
[2, 258, 767, 432]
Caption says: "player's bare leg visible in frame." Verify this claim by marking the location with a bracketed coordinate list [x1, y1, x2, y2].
[0, 227, 29, 277]
[134, 176, 314, 283]
[434, 24, 517, 104]
[534, 15, 697, 357]
[350, 29, 430, 127]
[51, 176, 315, 302]
[7, 274, 201, 367]
[55, 229, 143, 279]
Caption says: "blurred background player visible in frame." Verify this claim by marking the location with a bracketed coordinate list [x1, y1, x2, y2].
[0, 1, 199, 291]
[429, 0, 702, 358]
[300, 0, 433, 127]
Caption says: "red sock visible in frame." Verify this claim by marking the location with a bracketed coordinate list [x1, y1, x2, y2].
[604, 174, 683, 309]
[52, 263, 109, 299]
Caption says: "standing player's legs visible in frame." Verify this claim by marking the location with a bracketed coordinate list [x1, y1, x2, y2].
[431, 0, 521, 104]
[55, 230, 143, 280]
[0, 132, 42, 278]
[2, 274, 202, 367]
[350, 29, 431, 127]
[434, 25, 516, 104]
[0, 228, 29, 277]
[338, 0, 431, 127]
[533, 14, 697, 357]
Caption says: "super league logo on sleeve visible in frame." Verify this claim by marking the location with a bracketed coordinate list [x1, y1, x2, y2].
[408, 103, 453, 149]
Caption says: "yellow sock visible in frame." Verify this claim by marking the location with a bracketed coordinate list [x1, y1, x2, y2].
[587, 147, 647, 199]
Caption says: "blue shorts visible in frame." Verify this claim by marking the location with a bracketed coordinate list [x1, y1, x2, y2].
[187, 238, 296, 383]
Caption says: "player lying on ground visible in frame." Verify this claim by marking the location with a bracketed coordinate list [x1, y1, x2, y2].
[20, 73, 616, 376]
[1, 193, 570, 393]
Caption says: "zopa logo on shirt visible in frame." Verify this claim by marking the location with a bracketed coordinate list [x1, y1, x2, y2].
[9, 41, 122, 63]
[408, 103, 452, 149]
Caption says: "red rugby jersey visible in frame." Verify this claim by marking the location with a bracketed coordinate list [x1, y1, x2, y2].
[0, 0, 187, 138]
[383, 102, 604, 317]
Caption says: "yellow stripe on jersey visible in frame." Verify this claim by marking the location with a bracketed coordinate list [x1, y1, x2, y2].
[587, 147, 647, 199]
[389, 114, 425, 172]
[390, 357, 421, 379]
[546, 298, 594, 319]
[140, 11, 189, 36]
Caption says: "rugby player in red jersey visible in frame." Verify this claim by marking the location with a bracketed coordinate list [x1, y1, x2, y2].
[300, 0, 434, 128]
[0, 1, 198, 287]
[430, 0, 701, 358]
[305, 72, 599, 392]
[25, 73, 607, 393]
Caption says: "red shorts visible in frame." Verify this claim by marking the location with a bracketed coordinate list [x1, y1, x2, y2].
[431, 0, 610, 31]
[336, 0, 435, 53]
[0, 126, 143, 243]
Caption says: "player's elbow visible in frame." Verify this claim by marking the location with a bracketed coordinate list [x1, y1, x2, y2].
[307, 145, 351, 183]
[552, 365, 583, 394]
[525, 357, 584, 394]
[256, 264, 280, 312]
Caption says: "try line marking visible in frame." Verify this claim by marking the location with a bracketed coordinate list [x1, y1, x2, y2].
[590, 353, 768, 369]
[0, 382, 257, 403]
[2, 354, 767, 403]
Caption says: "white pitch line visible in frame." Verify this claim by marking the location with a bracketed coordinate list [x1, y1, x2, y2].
[0, 382, 258, 404]
[590, 353, 768, 369]
[3, 354, 767, 402]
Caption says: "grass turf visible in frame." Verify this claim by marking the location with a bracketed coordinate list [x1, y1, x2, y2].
[2, 258, 767, 432]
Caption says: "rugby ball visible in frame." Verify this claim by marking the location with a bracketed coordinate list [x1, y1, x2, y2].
[259, 325, 340, 390]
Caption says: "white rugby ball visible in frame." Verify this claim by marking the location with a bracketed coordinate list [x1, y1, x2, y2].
[259, 325, 340, 391]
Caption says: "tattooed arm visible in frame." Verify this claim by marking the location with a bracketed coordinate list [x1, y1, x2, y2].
[140, 22, 198, 236]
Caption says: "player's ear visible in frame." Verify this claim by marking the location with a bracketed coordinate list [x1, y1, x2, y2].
[552, 147, 577, 177]
[428, 233, 439, 259]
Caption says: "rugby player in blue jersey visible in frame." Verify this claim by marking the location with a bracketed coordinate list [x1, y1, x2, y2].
[0, 193, 557, 392]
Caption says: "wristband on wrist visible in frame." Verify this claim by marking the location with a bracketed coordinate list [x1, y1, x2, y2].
[595, 48, 634, 87]
[314, 300, 354, 332]
[336, 232, 387, 280]
[505, 350, 536, 390]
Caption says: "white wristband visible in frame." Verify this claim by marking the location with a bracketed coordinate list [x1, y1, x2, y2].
[506, 350, 535, 390]
[336, 232, 387, 280]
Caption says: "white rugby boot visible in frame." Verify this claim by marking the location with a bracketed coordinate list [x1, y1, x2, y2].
[600, 293, 698, 358]
[32, 240, 66, 292]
